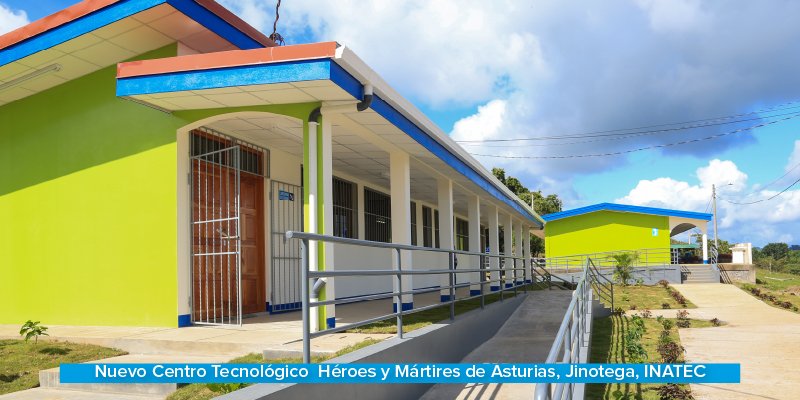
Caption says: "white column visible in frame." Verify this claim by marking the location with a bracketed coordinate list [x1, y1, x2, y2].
[467, 195, 481, 296]
[320, 119, 335, 329]
[305, 120, 319, 332]
[702, 233, 708, 264]
[503, 213, 513, 289]
[522, 225, 531, 283]
[438, 178, 455, 301]
[488, 205, 500, 291]
[390, 151, 413, 311]
[515, 221, 523, 285]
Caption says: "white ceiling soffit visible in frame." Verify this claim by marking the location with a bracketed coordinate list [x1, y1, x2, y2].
[0, 4, 236, 106]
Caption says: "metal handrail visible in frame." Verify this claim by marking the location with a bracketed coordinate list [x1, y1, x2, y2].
[538, 247, 683, 273]
[286, 231, 538, 363]
[534, 258, 599, 400]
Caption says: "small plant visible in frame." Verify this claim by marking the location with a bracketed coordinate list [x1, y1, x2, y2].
[621, 294, 630, 302]
[612, 252, 638, 286]
[658, 330, 674, 345]
[629, 304, 637, 310]
[635, 278, 644, 286]
[657, 341, 685, 363]
[676, 310, 691, 328]
[658, 279, 670, 288]
[656, 383, 694, 400]
[661, 318, 674, 331]
[639, 309, 652, 318]
[19, 320, 49, 344]
[207, 383, 245, 394]
[662, 302, 671, 309]
[711, 318, 722, 327]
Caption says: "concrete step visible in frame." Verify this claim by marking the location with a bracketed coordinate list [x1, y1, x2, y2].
[39, 354, 226, 397]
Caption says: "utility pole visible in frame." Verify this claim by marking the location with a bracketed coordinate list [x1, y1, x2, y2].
[712, 184, 719, 249]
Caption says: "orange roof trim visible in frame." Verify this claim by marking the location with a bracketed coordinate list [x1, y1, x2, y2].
[0, 0, 122, 50]
[117, 41, 339, 78]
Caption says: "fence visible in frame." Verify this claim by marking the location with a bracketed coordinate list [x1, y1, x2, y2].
[534, 258, 610, 400]
[285, 231, 555, 363]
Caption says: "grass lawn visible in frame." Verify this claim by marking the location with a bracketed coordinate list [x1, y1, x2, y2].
[586, 315, 713, 400]
[736, 268, 800, 313]
[608, 285, 696, 311]
[0, 339, 125, 395]
[167, 338, 382, 400]
[345, 284, 543, 334]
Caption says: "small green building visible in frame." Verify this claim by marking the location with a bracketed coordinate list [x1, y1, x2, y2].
[542, 203, 712, 264]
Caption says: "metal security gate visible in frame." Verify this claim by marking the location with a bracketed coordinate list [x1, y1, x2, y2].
[191, 143, 242, 326]
[270, 180, 303, 312]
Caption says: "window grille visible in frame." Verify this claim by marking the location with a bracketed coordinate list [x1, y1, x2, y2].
[364, 187, 391, 242]
[190, 128, 269, 177]
[422, 206, 433, 247]
[435, 209, 440, 248]
[410, 202, 418, 245]
[456, 218, 469, 251]
[333, 177, 357, 238]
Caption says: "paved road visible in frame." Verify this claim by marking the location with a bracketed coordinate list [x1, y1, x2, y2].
[656, 283, 800, 400]
[420, 290, 573, 400]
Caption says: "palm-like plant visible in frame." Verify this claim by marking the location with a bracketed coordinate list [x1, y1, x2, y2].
[611, 252, 638, 286]
[19, 320, 49, 344]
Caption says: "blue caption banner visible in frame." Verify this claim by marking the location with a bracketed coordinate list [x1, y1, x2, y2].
[60, 363, 740, 384]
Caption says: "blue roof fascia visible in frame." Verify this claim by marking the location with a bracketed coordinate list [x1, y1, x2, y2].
[542, 202, 712, 222]
[0, 0, 265, 69]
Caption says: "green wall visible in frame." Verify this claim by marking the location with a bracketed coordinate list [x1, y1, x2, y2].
[0, 45, 185, 327]
[545, 211, 670, 261]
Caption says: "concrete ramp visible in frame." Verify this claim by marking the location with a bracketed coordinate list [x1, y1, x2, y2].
[421, 290, 573, 400]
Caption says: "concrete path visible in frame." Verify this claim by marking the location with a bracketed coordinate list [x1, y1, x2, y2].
[420, 290, 573, 400]
[654, 283, 800, 400]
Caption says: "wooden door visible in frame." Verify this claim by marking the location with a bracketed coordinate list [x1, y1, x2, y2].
[239, 172, 265, 315]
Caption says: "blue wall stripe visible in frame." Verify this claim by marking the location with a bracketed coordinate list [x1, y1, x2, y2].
[0, 0, 269, 69]
[116, 59, 331, 96]
[542, 202, 713, 222]
[0, 0, 165, 68]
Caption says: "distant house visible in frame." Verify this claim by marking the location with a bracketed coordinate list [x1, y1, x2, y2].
[542, 203, 712, 264]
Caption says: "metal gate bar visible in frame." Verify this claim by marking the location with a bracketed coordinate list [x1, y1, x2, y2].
[191, 144, 242, 326]
[270, 180, 303, 312]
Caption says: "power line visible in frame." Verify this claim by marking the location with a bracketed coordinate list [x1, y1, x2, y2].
[456, 101, 800, 143]
[723, 176, 800, 205]
[468, 113, 800, 159]
[459, 109, 800, 148]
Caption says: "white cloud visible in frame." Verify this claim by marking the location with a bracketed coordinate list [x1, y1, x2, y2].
[615, 158, 800, 245]
[450, 100, 507, 143]
[787, 140, 800, 172]
[0, 3, 28, 35]
[634, 0, 710, 33]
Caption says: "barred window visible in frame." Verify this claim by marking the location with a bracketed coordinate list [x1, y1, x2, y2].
[191, 129, 268, 176]
[410, 202, 418, 246]
[422, 206, 433, 247]
[333, 177, 357, 238]
[434, 209, 440, 248]
[364, 187, 391, 242]
[455, 218, 469, 251]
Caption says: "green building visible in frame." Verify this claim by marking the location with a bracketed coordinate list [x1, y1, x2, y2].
[542, 203, 712, 264]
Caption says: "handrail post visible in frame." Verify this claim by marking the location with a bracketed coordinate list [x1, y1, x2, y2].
[300, 238, 310, 364]
[395, 248, 404, 338]
[449, 252, 455, 321]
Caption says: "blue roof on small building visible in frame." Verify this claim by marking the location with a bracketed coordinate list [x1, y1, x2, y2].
[541, 203, 712, 222]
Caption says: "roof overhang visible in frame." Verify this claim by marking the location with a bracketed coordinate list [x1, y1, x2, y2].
[542, 203, 713, 223]
[0, 0, 274, 106]
[115, 42, 544, 227]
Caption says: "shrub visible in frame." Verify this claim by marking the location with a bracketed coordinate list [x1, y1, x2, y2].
[629, 304, 637, 310]
[676, 310, 691, 328]
[612, 252, 638, 286]
[676, 310, 689, 319]
[639, 309, 652, 318]
[658, 279, 670, 288]
[657, 341, 685, 363]
[662, 302, 671, 309]
[656, 384, 694, 400]
[19, 320, 49, 344]
[776, 301, 793, 309]
[658, 330, 674, 345]
[661, 318, 674, 331]
[635, 278, 644, 286]
[711, 318, 722, 327]
[622, 294, 630, 302]
[207, 383, 245, 394]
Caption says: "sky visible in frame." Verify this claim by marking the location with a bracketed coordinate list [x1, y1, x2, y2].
[2, 0, 799, 246]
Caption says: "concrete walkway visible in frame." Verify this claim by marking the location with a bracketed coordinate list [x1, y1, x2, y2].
[420, 290, 573, 400]
[653, 283, 800, 400]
